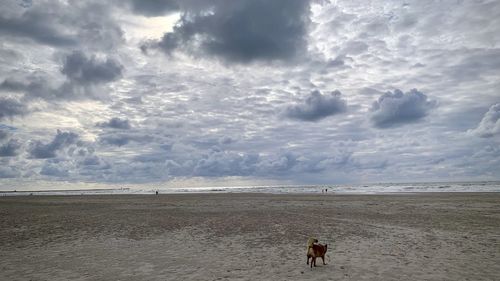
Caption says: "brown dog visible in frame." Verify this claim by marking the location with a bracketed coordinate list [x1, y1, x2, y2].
[306, 238, 328, 268]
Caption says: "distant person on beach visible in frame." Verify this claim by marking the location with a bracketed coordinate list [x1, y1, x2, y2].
[155, 190, 158, 195]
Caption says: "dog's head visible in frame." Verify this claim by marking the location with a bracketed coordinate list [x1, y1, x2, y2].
[307, 237, 318, 247]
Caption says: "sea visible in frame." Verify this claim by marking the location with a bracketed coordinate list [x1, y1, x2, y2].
[1, 181, 500, 196]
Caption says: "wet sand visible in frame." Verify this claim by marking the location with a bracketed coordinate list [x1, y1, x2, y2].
[1, 193, 499, 280]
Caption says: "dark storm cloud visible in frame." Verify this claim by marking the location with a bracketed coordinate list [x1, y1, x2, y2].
[1, 51, 123, 101]
[96, 117, 131, 130]
[61, 51, 123, 84]
[0, 97, 27, 120]
[370, 89, 436, 128]
[129, 0, 179, 17]
[29, 130, 79, 159]
[0, 1, 123, 50]
[285, 90, 347, 121]
[470, 103, 500, 138]
[0, 11, 76, 47]
[147, 0, 311, 63]
[0, 139, 21, 157]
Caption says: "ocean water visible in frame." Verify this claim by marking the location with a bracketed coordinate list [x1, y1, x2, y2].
[1, 181, 500, 196]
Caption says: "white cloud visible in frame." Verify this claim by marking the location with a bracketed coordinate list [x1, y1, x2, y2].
[469, 103, 500, 138]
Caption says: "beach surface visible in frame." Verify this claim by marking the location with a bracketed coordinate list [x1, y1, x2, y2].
[1, 193, 499, 280]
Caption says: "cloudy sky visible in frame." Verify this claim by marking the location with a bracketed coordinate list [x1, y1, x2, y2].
[1, 0, 499, 189]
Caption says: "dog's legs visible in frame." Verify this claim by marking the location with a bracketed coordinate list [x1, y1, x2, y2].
[321, 256, 326, 265]
[306, 255, 310, 265]
[312, 257, 316, 268]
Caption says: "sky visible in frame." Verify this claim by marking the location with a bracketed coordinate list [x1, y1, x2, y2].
[0, 0, 499, 189]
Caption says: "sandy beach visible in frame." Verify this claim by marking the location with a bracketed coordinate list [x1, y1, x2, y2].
[1, 193, 499, 280]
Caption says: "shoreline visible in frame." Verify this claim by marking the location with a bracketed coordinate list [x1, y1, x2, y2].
[1, 180, 500, 195]
[2, 192, 500, 199]
[2, 190, 500, 197]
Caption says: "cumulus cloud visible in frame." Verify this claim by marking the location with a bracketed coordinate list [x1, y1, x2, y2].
[128, 0, 179, 17]
[0, 139, 21, 157]
[61, 51, 123, 84]
[0, 97, 27, 120]
[96, 117, 131, 130]
[370, 89, 436, 128]
[29, 130, 79, 159]
[32, 144, 111, 179]
[285, 90, 347, 121]
[145, 0, 311, 63]
[469, 103, 500, 138]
